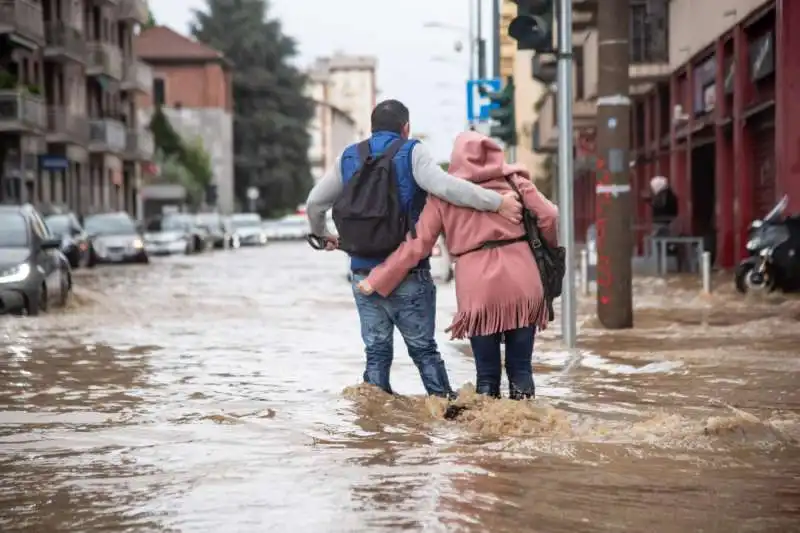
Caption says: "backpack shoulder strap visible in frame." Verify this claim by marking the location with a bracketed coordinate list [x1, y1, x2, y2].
[356, 140, 371, 163]
[379, 138, 406, 161]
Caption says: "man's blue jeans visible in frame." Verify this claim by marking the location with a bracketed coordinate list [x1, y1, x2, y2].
[351, 269, 453, 397]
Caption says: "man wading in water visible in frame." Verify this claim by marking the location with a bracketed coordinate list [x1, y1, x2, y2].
[305, 100, 522, 398]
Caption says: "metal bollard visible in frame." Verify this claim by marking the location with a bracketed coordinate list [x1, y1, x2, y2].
[701, 251, 712, 294]
[580, 249, 589, 295]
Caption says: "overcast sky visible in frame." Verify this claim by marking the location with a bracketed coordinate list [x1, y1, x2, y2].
[151, 0, 493, 163]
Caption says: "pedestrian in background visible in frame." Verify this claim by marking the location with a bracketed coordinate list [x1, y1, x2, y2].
[357, 131, 559, 399]
[305, 100, 523, 398]
[648, 176, 679, 236]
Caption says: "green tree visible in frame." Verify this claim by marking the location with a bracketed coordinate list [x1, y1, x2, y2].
[145, 6, 156, 28]
[189, 0, 314, 216]
[149, 107, 183, 158]
[155, 150, 204, 207]
[181, 137, 214, 190]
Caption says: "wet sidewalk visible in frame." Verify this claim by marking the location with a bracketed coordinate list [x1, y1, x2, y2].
[1, 245, 798, 532]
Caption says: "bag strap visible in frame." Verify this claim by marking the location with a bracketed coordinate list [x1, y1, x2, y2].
[356, 140, 371, 163]
[505, 175, 544, 249]
[357, 138, 405, 165]
[380, 138, 406, 161]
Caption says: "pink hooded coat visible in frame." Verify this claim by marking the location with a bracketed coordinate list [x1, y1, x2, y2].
[365, 131, 559, 339]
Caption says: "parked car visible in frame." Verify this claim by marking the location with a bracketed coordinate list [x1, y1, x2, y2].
[143, 214, 201, 255]
[0, 204, 72, 315]
[84, 212, 148, 264]
[44, 211, 93, 268]
[271, 214, 310, 240]
[229, 213, 268, 245]
[196, 212, 239, 249]
[344, 235, 453, 282]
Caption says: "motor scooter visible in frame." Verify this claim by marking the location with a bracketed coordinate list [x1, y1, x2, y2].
[735, 195, 800, 293]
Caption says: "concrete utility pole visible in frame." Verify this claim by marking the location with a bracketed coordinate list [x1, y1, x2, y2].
[595, 0, 633, 328]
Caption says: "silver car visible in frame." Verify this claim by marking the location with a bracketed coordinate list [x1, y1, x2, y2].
[84, 212, 148, 264]
[229, 213, 268, 245]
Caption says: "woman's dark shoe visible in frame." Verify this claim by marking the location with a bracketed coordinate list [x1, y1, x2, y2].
[509, 382, 535, 400]
[476, 383, 501, 398]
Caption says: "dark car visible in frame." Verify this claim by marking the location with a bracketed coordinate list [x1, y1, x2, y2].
[84, 212, 148, 264]
[44, 212, 94, 268]
[0, 204, 72, 315]
[196, 212, 238, 249]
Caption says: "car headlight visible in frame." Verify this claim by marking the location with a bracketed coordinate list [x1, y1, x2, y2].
[0, 263, 31, 284]
[132, 238, 143, 249]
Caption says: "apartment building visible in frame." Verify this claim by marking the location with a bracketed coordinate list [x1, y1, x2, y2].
[532, 0, 799, 269]
[309, 53, 377, 141]
[134, 26, 235, 213]
[305, 63, 358, 181]
[0, 0, 153, 216]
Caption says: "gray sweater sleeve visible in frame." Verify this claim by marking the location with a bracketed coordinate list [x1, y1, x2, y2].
[411, 143, 502, 211]
[305, 155, 343, 236]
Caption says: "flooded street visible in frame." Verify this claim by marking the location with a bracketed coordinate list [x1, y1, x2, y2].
[1, 243, 799, 532]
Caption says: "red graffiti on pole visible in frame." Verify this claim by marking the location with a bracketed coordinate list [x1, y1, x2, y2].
[595, 157, 612, 305]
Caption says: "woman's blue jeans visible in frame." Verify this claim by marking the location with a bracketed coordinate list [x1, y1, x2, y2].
[469, 326, 535, 399]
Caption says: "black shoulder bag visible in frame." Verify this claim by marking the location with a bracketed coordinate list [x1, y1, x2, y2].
[506, 177, 566, 322]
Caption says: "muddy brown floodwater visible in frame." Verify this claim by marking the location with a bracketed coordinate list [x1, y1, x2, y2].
[1, 243, 799, 532]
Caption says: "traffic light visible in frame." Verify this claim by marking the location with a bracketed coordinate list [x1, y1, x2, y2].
[508, 0, 555, 53]
[486, 77, 516, 146]
[205, 184, 218, 205]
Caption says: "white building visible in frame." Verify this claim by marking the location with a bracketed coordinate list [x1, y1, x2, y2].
[310, 53, 377, 141]
[306, 53, 376, 181]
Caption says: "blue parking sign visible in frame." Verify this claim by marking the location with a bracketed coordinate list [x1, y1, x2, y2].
[466, 78, 502, 122]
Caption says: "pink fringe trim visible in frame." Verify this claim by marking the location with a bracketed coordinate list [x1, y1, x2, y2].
[446, 298, 547, 339]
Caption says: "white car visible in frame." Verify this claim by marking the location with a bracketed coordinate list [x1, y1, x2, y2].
[270, 215, 310, 240]
[229, 213, 267, 245]
[344, 235, 454, 283]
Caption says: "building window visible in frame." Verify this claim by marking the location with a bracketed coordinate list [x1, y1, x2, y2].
[153, 78, 165, 106]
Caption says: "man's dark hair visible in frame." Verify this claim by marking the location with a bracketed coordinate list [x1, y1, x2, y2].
[371, 99, 409, 134]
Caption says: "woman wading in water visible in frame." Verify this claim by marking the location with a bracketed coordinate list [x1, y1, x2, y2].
[358, 131, 558, 399]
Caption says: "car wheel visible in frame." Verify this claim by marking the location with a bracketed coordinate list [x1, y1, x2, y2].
[137, 253, 149, 264]
[27, 283, 47, 316]
[60, 271, 71, 305]
[68, 249, 80, 269]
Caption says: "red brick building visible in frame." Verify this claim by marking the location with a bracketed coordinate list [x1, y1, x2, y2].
[134, 26, 235, 212]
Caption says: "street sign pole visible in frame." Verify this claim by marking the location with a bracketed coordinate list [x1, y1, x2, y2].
[557, 0, 576, 348]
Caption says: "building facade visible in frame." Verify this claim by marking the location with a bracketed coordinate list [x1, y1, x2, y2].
[532, 0, 800, 269]
[0, 0, 152, 217]
[309, 53, 377, 141]
[305, 67, 358, 181]
[134, 26, 235, 213]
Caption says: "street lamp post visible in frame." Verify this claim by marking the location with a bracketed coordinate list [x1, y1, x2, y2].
[423, 20, 474, 81]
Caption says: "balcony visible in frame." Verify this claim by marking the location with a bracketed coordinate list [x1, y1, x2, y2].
[124, 129, 154, 160]
[88, 118, 126, 153]
[86, 42, 123, 80]
[0, 89, 46, 133]
[44, 21, 87, 64]
[0, 0, 45, 48]
[117, 0, 148, 24]
[121, 59, 153, 93]
[46, 106, 89, 144]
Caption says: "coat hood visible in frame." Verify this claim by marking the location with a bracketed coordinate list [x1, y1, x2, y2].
[448, 131, 531, 183]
